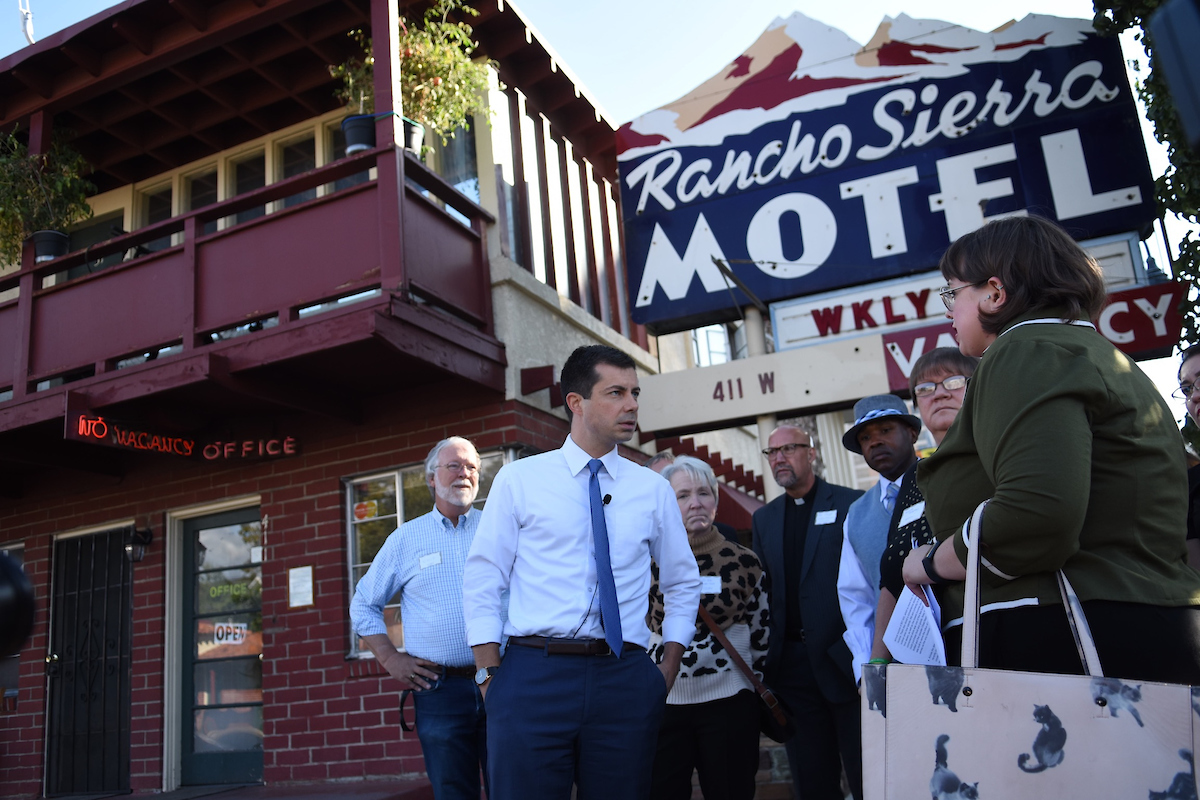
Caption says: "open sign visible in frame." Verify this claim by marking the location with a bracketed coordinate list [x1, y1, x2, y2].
[213, 622, 248, 645]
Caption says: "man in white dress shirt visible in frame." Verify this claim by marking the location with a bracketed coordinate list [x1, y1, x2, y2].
[463, 344, 701, 800]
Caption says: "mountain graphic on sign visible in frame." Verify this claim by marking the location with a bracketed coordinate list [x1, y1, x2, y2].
[616, 12, 1089, 159]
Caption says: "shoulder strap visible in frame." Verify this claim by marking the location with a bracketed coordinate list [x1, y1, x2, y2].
[960, 500, 1103, 676]
[697, 604, 767, 692]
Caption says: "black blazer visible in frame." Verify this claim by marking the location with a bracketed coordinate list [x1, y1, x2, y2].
[752, 476, 863, 704]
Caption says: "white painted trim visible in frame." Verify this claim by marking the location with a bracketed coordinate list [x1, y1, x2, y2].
[161, 495, 260, 791]
[51, 518, 136, 541]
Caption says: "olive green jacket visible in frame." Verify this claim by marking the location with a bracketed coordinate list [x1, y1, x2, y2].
[918, 309, 1200, 623]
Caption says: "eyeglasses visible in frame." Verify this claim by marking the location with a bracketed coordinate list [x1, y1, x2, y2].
[437, 462, 479, 475]
[939, 281, 987, 311]
[762, 443, 811, 458]
[1174, 383, 1198, 400]
[913, 375, 969, 398]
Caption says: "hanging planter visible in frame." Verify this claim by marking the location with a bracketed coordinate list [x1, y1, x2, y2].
[328, 1, 493, 155]
[341, 113, 425, 156]
[28, 229, 70, 263]
[342, 114, 376, 155]
[402, 116, 425, 154]
[0, 130, 94, 266]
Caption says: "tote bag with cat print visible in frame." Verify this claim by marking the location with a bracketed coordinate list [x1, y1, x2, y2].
[861, 502, 1199, 800]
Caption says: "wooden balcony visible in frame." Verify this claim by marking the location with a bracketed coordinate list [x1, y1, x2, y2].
[0, 144, 505, 450]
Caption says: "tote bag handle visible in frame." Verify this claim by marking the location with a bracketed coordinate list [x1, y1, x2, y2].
[959, 499, 1103, 675]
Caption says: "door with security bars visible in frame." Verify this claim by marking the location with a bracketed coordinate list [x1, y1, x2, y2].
[44, 528, 133, 796]
[181, 508, 264, 785]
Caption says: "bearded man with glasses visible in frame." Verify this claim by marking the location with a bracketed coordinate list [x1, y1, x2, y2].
[349, 436, 490, 800]
[751, 425, 864, 800]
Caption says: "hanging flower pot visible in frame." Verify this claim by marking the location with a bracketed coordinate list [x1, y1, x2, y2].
[327, 3, 494, 153]
[402, 116, 425, 154]
[342, 114, 376, 155]
[0, 131, 94, 266]
[28, 229, 69, 263]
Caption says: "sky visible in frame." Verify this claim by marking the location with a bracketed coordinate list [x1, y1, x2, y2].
[0, 0, 1189, 421]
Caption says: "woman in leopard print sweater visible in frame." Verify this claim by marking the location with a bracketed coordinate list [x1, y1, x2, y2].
[647, 455, 770, 800]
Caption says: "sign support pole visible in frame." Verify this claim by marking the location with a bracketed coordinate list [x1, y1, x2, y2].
[744, 306, 781, 502]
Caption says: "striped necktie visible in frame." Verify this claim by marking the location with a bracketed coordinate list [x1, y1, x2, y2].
[883, 482, 899, 513]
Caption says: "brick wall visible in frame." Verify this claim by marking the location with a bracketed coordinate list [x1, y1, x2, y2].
[0, 396, 569, 799]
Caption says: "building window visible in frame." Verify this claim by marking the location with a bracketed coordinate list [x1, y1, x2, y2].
[326, 124, 371, 192]
[279, 136, 316, 208]
[142, 184, 173, 251]
[693, 324, 731, 367]
[61, 211, 126, 281]
[439, 122, 480, 205]
[0, 544, 24, 712]
[186, 168, 219, 234]
[232, 152, 266, 224]
[345, 449, 508, 657]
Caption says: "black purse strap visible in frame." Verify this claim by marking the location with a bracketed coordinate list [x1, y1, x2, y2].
[399, 689, 414, 732]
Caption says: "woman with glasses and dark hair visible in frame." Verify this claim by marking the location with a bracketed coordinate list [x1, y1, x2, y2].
[900, 215, 1200, 683]
[869, 347, 977, 665]
[1177, 345, 1200, 566]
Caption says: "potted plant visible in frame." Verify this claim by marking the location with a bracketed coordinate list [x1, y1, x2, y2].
[329, 29, 379, 155]
[329, 0, 493, 156]
[0, 130, 94, 265]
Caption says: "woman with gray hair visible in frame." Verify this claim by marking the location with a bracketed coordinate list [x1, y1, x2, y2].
[647, 455, 770, 800]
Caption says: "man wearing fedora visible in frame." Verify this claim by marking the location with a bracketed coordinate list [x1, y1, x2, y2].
[752, 425, 863, 800]
[836, 396, 921, 686]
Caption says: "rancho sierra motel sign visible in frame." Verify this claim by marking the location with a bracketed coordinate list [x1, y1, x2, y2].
[617, 13, 1157, 335]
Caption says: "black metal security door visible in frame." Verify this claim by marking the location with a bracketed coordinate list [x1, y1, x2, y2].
[44, 528, 133, 796]
[181, 509, 263, 785]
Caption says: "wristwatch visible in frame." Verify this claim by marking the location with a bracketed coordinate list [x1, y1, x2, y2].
[922, 539, 949, 585]
[474, 666, 498, 686]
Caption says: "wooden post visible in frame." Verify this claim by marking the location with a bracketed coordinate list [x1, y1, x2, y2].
[372, 0, 405, 293]
[13, 111, 52, 399]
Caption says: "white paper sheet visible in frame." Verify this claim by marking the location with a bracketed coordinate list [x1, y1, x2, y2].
[882, 586, 946, 666]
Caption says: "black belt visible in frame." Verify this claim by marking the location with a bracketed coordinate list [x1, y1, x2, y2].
[509, 636, 643, 656]
[441, 665, 476, 678]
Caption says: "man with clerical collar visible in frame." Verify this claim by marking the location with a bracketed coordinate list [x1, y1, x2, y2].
[349, 436, 488, 800]
[752, 424, 864, 800]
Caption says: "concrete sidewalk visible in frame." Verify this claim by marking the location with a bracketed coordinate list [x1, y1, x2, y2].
[127, 778, 433, 800]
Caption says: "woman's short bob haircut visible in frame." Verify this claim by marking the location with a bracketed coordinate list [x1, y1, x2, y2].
[939, 215, 1107, 335]
[909, 347, 979, 395]
[660, 454, 719, 496]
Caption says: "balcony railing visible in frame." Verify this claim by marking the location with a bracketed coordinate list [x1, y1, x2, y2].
[0, 146, 494, 399]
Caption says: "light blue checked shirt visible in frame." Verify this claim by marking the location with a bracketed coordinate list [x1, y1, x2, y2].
[349, 506, 480, 668]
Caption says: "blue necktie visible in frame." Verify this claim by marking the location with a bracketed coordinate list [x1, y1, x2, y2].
[588, 458, 624, 657]
[883, 482, 899, 513]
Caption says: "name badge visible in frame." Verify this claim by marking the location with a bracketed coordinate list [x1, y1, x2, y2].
[815, 510, 837, 525]
[419, 552, 442, 569]
[700, 575, 723, 594]
[899, 501, 926, 528]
